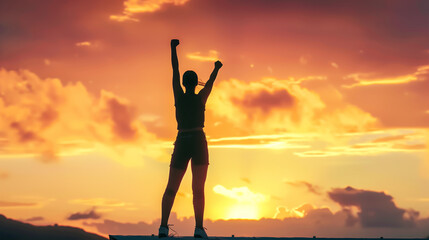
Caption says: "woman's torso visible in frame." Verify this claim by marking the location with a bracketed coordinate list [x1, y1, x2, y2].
[175, 93, 205, 130]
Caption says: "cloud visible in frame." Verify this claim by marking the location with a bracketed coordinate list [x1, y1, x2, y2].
[0, 201, 37, 208]
[176, 191, 191, 198]
[274, 204, 315, 218]
[25, 216, 44, 222]
[89, 207, 429, 238]
[186, 50, 219, 62]
[86, 219, 153, 235]
[69, 198, 130, 208]
[110, 0, 190, 22]
[92, 209, 346, 236]
[124, 0, 189, 13]
[294, 129, 427, 157]
[208, 133, 311, 150]
[0, 68, 167, 164]
[208, 77, 377, 135]
[328, 186, 418, 228]
[233, 89, 295, 113]
[104, 97, 137, 140]
[86, 186, 429, 237]
[213, 185, 267, 203]
[67, 208, 101, 221]
[75, 41, 91, 47]
[343, 65, 429, 88]
[109, 14, 139, 22]
[296, 141, 426, 158]
[372, 134, 409, 143]
[285, 181, 322, 195]
[241, 177, 251, 184]
[82, 188, 428, 237]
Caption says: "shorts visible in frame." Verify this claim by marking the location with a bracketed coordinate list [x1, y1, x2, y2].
[170, 130, 209, 169]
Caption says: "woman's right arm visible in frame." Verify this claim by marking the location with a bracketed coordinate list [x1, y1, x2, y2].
[171, 39, 183, 97]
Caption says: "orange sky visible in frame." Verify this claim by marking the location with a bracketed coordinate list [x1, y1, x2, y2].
[1, 0, 429, 238]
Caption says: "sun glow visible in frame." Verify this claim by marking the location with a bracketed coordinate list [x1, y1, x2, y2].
[226, 203, 260, 220]
[213, 185, 267, 220]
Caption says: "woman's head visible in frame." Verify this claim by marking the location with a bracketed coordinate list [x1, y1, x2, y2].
[183, 70, 198, 90]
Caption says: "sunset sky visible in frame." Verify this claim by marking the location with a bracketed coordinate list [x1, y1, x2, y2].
[1, 0, 429, 238]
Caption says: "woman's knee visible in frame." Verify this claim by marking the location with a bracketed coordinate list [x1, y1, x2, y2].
[192, 186, 205, 198]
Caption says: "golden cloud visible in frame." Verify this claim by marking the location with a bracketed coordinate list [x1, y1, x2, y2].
[213, 185, 267, 203]
[274, 204, 317, 219]
[109, 14, 139, 22]
[207, 133, 311, 150]
[110, 0, 190, 22]
[0, 68, 167, 164]
[208, 77, 378, 135]
[186, 50, 219, 62]
[294, 129, 427, 157]
[343, 65, 429, 88]
[423, 129, 429, 178]
[75, 41, 91, 47]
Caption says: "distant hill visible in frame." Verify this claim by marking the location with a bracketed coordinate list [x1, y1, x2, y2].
[0, 214, 107, 240]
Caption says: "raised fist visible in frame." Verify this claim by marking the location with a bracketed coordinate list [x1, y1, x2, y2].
[215, 60, 223, 69]
[171, 39, 179, 47]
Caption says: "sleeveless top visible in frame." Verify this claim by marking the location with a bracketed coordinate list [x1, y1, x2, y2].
[175, 93, 205, 130]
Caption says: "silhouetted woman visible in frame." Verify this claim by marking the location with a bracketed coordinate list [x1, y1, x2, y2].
[159, 39, 222, 238]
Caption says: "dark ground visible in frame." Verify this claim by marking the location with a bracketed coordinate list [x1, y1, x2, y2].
[0, 214, 107, 240]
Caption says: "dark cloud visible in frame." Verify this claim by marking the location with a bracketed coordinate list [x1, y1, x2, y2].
[328, 186, 418, 228]
[105, 97, 137, 140]
[233, 89, 294, 113]
[88, 209, 429, 238]
[39, 107, 59, 128]
[25, 216, 44, 222]
[85, 219, 153, 235]
[343, 208, 359, 227]
[285, 181, 322, 195]
[67, 208, 101, 221]
[9, 121, 40, 143]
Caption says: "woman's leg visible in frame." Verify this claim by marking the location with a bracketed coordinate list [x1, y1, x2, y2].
[191, 164, 208, 228]
[161, 166, 187, 227]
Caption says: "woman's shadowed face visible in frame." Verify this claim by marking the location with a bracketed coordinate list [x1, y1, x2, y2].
[183, 70, 198, 90]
